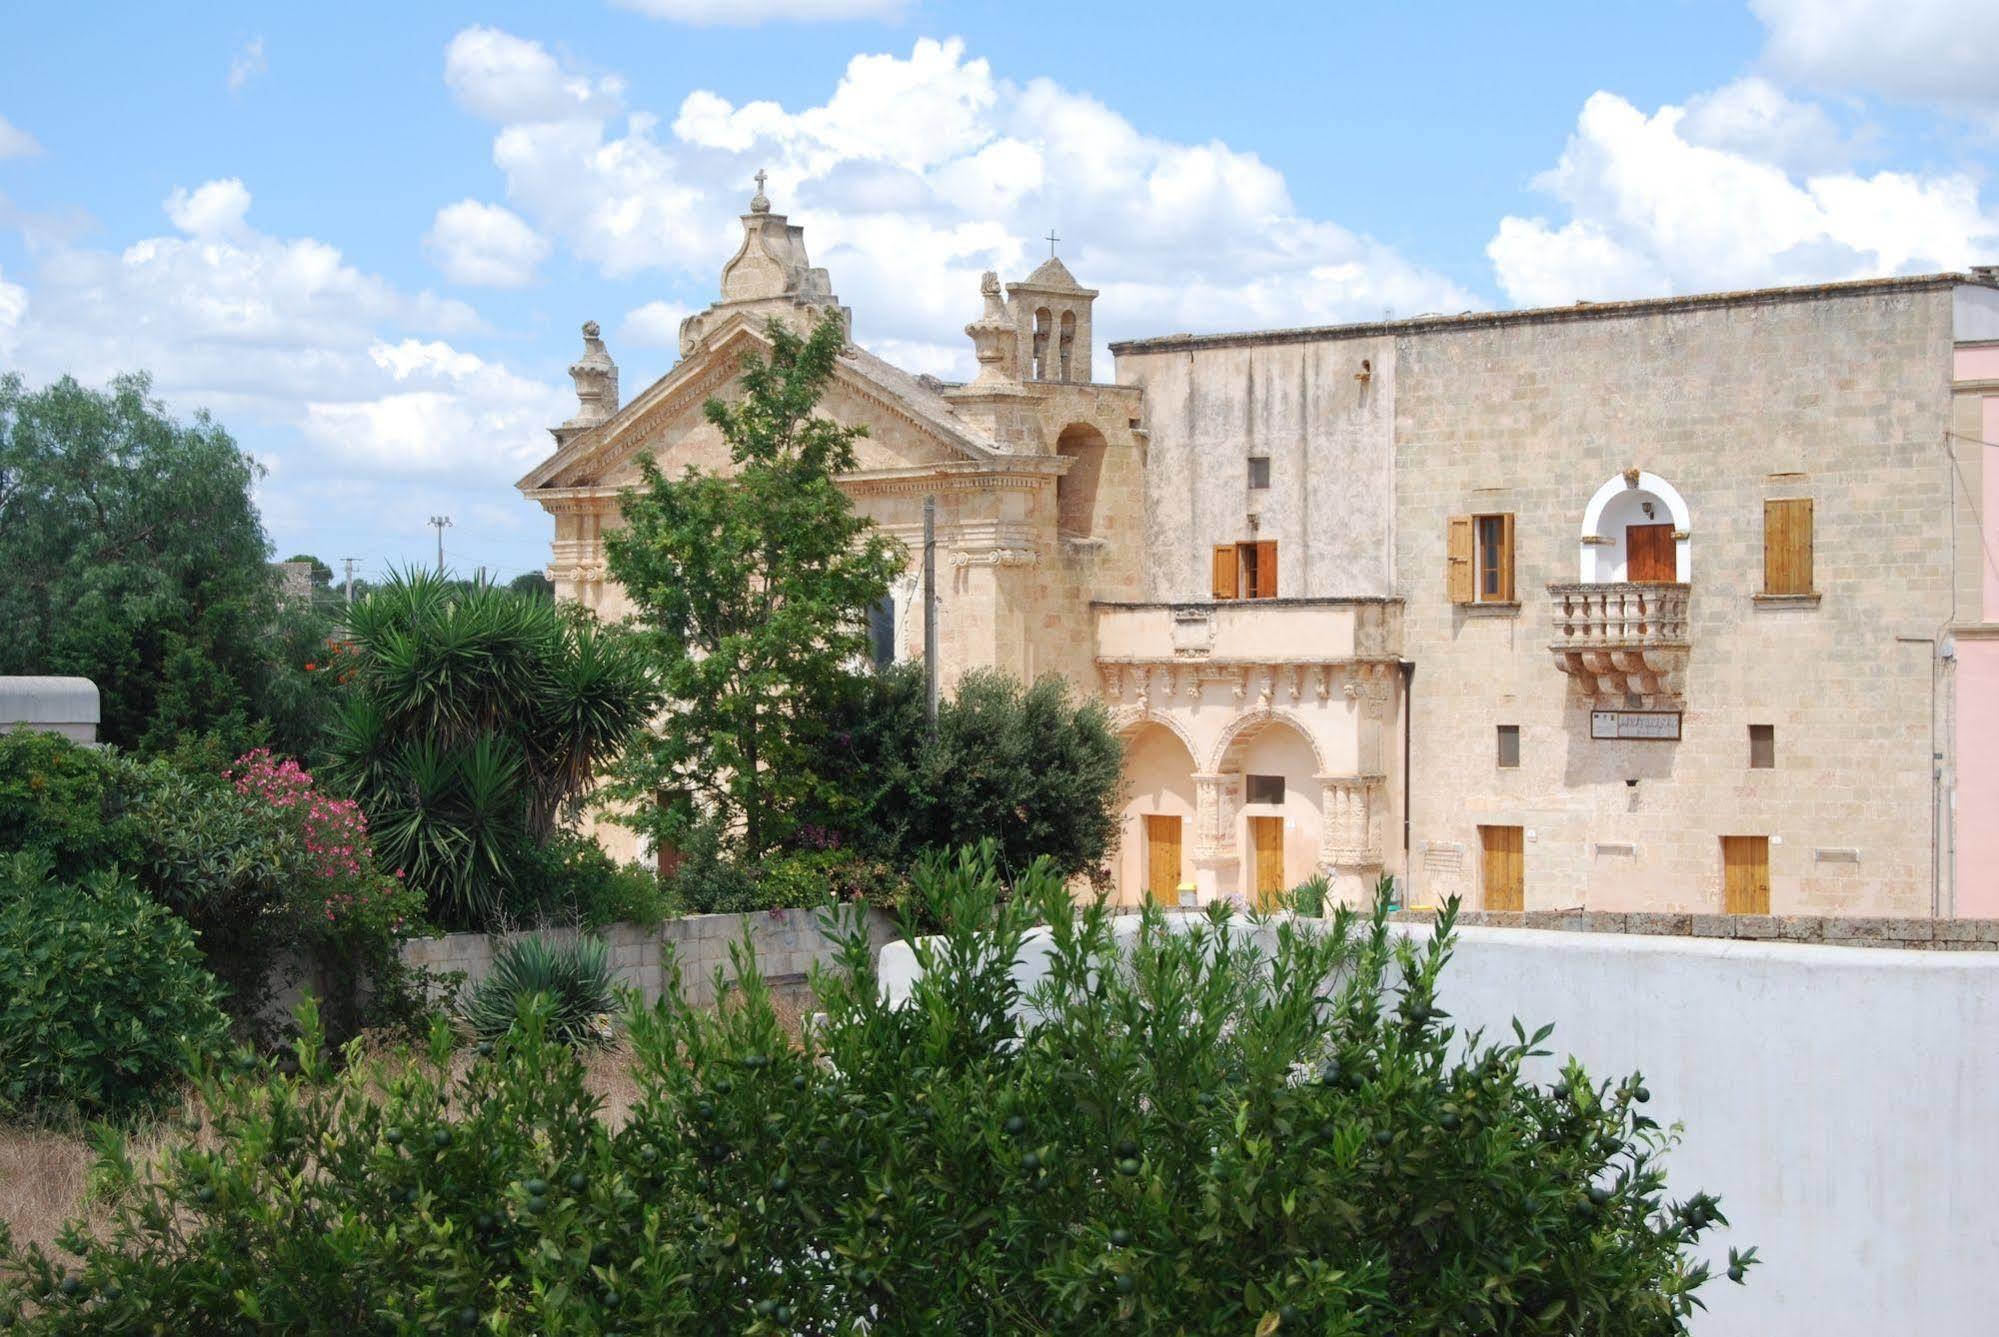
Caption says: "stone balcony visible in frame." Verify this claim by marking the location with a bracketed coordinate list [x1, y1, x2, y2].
[1547, 582, 1690, 704]
[1093, 596, 1403, 667]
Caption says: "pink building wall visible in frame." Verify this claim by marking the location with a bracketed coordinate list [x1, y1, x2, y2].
[1957, 636, 1999, 917]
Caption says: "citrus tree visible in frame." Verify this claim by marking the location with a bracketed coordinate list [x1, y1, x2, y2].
[1, 851, 1753, 1333]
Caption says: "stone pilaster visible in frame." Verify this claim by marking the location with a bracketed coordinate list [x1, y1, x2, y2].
[1317, 773, 1386, 874]
[1190, 771, 1237, 897]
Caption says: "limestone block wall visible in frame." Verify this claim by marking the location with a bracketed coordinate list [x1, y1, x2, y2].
[1114, 334, 1397, 601]
[399, 906, 899, 1010]
[1392, 284, 1956, 916]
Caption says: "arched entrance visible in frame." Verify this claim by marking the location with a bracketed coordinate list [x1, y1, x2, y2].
[1055, 423, 1108, 539]
[1213, 713, 1325, 909]
[1120, 720, 1198, 906]
[1579, 470, 1692, 583]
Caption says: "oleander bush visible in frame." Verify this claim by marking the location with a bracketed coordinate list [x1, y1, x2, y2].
[0, 853, 229, 1122]
[462, 937, 617, 1049]
[0, 847, 1753, 1333]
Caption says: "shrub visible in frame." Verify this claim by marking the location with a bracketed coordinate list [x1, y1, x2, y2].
[515, 830, 674, 928]
[327, 569, 656, 930]
[1, 848, 1753, 1332]
[806, 663, 1125, 883]
[0, 728, 146, 880]
[462, 937, 616, 1048]
[0, 853, 229, 1122]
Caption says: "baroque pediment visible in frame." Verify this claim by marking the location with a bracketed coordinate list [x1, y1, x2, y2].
[516, 317, 1000, 494]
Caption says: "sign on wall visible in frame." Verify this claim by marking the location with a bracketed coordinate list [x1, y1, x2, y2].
[1590, 710, 1682, 741]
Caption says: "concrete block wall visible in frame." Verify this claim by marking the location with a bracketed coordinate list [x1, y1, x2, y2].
[399, 906, 899, 1009]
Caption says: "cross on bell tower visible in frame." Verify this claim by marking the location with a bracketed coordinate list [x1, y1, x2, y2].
[1045, 228, 1060, 257]
[749, 167, 771, 214]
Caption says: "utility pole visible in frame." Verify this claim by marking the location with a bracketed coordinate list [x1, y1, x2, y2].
[923, 496, 938, 733]
[428, 516, 452, 574]
[340, 557, 360, 606]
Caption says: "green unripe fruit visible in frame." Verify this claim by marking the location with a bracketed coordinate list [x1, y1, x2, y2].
[385, 1128, 403, 1146]
[523, 1178, 549, 1196]
[1115, 1139, 1138, 1159]
[1728, 1263, 1745, 1283]
[713, 1078, 733, 1095]
[1588, 1185, 1611, 1205]
[476, 1041, 493, 1057]
[1634, 1085, 1651, 1103]
[195, 1186, 216, 1204]
[771, 1174, 791, 1194]
[1196, 1092, 1218, 1109]
[568, 1172, 588, 1193]
[1116, 1157, 1140, 1176]
[1021, 1153, 1041, 1172]
[601, 1290, 620, 1309]
[433, 1128, 452, 1149]
[525, 1195, 547, 1214]
[1373, 1129, 1392, 1147]
[742, 1053, 767, 1070]
[756, 1299, 776, 1316]
[475, 1213, 494, 1232]
[1005, 1115, 1026, 1135]
[458, 1307, 480, 1328]
[791, 1073, 807, 1090]
[639, 1144, 658, 1164]
[58, 1277, 81, 1297]
[1115, 1274, 1135, 1296]
[774, 1304, 792, 1324]
[1109, 1228, 1132, 1247]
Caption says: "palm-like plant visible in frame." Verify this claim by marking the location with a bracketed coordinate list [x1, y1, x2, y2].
[461, 935, 616, 1047]
[326, 569, 656, 929]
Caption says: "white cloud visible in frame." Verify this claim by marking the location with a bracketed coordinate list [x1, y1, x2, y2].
[3, 178, 557, 488]
[164, 177, 254, 239]
[620, 299, 695, 347]
[451, 31, 1476, 375]
[1486, 90, 1999, 309]
[444, 26, 623, 124]
[1680, 76, 1865, 175]
[1753, 0, 1999, 121]
[424, 199, 550, 287]
[0, 265, 26, 360]
[228, 37, 267, 93]
[611, 0, 914, 25]
[0, 114, 42, 159]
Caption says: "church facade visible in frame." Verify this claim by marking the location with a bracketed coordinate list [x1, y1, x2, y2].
[520, 186, 1999, 920]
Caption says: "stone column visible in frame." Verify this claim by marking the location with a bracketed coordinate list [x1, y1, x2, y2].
[1190, 771, 1237, 901]
[1317, 774, 1387, 890]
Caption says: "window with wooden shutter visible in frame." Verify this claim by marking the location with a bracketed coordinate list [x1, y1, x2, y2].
[1211, 545, 1237, 600]
[1447, 516, 1475, 603]
[1254, 540, 1278, 598]
[1763, 498, 1813, 595]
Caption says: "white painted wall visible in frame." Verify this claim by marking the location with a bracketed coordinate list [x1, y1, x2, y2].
[880, 918, 1999, 1334]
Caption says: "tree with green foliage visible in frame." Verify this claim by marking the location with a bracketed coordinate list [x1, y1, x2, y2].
[325, 569, 657, 929]
[0, 372, 329, 756]
[0, 853, 1756, 1331]
[606, 315, 905, 857]
[508, 570, 554, 601]
[806, 663, 1124, 884]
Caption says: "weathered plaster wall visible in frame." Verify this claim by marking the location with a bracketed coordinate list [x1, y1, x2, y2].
[1393, 287, 1955, 915]
[1116, 336, 1396, 601]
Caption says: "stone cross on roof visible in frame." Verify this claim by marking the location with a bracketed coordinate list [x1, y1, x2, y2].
[750, 168, 771, 214]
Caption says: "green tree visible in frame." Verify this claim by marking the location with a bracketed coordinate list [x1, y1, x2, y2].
[508, 570, 554, 601]
[0, 372, 327, 754]
[606, 315, 905, 857]
[808, 664, 1125, 883]
[326, 569, 657, 929]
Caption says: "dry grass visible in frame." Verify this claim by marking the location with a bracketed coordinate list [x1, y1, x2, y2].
[0, 985, 823, 1261]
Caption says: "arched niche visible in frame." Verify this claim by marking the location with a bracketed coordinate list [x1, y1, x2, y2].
[1579, 470, 1693, 582]
[1055, 422, 1108, 538]
[1121, 720, 1200, 906]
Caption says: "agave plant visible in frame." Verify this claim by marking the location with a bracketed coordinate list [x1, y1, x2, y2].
[324, 569, 657, 929]
[462, 935, 617, 1048]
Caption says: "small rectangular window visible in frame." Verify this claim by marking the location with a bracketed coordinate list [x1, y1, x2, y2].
[1245, 774, 1285, 805]
[1749, 724, 1775, 769]
[1247, 456, 1271, 489]
[1216, 540, 1279, 600]
[1496, 725, 1520, 769]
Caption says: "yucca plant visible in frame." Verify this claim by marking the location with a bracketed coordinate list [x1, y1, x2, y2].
[325, 569, 657, 929]
[462, 935, 616, 1048]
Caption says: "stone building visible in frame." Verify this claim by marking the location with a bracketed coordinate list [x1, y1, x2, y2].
[520, 184, 1996, 919]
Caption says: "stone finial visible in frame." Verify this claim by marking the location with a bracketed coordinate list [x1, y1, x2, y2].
[563, 320, 619, 429]
[964, 270, 1019, 386]
[749, 167, 771, 215]
[1622, 466, 1643, 487]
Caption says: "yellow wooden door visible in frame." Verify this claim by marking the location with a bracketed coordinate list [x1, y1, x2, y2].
[1722, 836, 1771, 914]
[1144, 815, 1183, 904]
[1249, 816, 1286, 909]
[1480, 825, 1524, 911]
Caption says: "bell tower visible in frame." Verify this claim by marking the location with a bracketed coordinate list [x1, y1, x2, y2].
[1007, 234, 1098, 383]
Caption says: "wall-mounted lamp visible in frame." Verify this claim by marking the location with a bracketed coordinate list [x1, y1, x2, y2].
[1641, 501, 1656, 519]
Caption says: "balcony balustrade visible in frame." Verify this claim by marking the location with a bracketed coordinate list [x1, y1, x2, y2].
[1547, 582, 1690, 703]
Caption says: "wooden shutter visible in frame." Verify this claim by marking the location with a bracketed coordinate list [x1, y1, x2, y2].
[1496, 513, 1517, 602]
[1254, 540, 1279, 599]
[1764, 498, 1813, 595]
[1447, 516, 1474, 603]
[1211, 545, 1238, 600]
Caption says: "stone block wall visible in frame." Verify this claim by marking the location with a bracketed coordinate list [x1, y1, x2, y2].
[399, 906, 900, 1009]
[1386, 905, 1999, 950]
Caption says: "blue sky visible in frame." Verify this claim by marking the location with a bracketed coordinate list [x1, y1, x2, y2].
[2, 0, 1996, 581]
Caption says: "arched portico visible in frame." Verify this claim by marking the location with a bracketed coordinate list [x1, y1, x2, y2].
[1116, 718, 1200, 906]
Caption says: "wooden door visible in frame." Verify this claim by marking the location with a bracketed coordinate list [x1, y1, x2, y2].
[1480, 825, 1524, 911]
[1722, 836, 1771, 915]
[1626, 523, 1677, 583]
[1144, 815, 1183, 904]
[1249, 816, 1286, 910]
